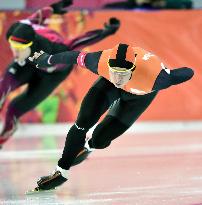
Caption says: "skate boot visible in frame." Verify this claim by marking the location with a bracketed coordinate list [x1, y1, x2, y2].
[27, 166, 68, 194]
[71, 138, 95, 166]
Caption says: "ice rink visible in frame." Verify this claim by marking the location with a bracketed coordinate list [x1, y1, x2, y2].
[1, 122, 202, 205]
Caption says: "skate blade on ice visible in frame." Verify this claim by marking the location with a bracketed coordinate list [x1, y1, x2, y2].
[26, 186, 56, 195]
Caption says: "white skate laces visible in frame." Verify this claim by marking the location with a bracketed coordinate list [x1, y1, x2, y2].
[54, 165, 69, 179]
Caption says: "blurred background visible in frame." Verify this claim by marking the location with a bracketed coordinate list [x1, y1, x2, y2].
[0, 0, 201, 125]
[0, 1, 202, 204]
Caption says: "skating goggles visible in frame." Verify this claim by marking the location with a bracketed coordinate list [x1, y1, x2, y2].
[9, 37, 33, 49]
[108, 63, 136, 74]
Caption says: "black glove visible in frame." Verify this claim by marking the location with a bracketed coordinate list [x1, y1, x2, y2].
[28, 51, 53, 69]
[104, 17, 120, 35]
[51, 0, 73, 14]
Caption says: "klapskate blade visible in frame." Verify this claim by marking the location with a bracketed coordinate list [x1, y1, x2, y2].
[26, 187, 56, 195]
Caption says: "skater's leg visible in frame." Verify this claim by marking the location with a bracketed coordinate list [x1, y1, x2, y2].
[0, 62, 32, 111]
[0, 67, 70, 145]
[0, 62, 36, 146]
[58, 77, 120, 170]
[89, 92, 158, 149]
[35, 78, 120, 192]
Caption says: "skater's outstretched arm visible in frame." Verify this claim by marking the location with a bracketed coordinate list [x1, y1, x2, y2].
[29, 50, 102, 74]
[27, 0, 73, 25]
[67, 18, 120, 50]
[47, 18, 120, 55]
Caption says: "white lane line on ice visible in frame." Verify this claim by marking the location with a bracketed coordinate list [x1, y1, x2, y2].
[1, 143, 202, 160]
[0, 121, 201, 138]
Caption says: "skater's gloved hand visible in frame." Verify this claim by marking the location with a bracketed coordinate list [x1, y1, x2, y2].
[28, 51, 53, 69]
[51, 0, 73, 14]
[104, 17, 120, 35]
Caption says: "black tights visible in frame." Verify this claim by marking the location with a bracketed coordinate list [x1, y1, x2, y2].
[90, 115, 128, 149]
[58, 78, 120, 169]
[58, 77, 157, 170]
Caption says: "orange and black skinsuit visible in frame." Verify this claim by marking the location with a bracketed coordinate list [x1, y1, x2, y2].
[0, 1, 120, 146]
[33, 43, 194, 170]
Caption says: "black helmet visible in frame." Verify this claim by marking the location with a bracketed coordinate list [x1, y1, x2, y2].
[7, 23, 35, 48]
